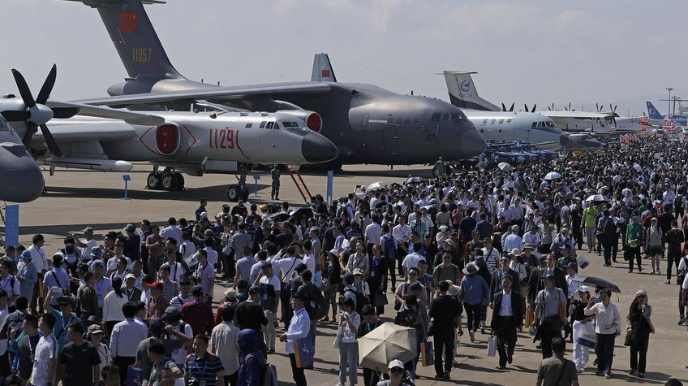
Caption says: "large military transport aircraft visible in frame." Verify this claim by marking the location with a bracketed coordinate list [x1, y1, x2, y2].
[63, 0, 486, 172]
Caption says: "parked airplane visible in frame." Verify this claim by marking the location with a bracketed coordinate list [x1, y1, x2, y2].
[310, 54, 568, 151]
[0, 116, 44, 203]
[646, 101, 687, 126]
[443, 71, 640, 136]
[63, 0, 486, 173]
[1, 67, 339, 201]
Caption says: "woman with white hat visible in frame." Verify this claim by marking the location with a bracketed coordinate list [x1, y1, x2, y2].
[569, 286, 594, 372]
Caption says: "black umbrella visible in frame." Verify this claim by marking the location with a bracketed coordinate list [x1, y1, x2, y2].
[405, 176, 426, 185]
[573, 276, 621, 293]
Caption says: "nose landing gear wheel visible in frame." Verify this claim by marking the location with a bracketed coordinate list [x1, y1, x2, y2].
[147, 173, 161, 190]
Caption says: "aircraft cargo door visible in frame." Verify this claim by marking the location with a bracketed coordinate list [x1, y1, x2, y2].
[382, 127, 400, 156]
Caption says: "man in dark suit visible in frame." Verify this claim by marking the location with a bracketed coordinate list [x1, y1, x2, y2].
[490, 275, 523, 369]
[489, 255, 520, 299]
[429, 281, 462, 379]
[527, 256, 548, 307]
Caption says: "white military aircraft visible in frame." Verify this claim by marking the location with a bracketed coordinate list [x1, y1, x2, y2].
[0, 66, 338, 202]
[442, 71, 641, 136]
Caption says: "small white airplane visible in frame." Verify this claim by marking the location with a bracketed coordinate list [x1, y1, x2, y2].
[442, 71, 642, 136]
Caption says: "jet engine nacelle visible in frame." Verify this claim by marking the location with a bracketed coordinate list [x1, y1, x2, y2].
[140, 123, 181, 156]
[276, 110, 323, 133]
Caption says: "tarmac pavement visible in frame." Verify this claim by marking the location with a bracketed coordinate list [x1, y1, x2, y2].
[3, 163, 688, 386]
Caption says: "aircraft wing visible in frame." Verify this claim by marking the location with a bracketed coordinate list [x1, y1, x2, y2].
[35, 120, 137, 143]
[73, 82, 332, 108]
[46, 100, 165, 125]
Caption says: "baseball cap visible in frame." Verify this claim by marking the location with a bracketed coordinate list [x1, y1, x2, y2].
[388, 359, 405, 369]
[149, 317, 165, 332]
[224, 288, 238, 300]
[163, 306, 183, 323]
[248, 285, 262, 295]
[124, 224, 136, 232]
[82, 227, 94, 233]
[566, 262, 577, 269]
[577, 285, 590, 293]
[145, 281, 164, 290]
[88, 324, 106, 335]
[544, 273, 555, 280]
[125, 273, 136, 280]
[90, 247, 102, 257]
[353, 268, 364, 276]
[20, 250, 32, 260]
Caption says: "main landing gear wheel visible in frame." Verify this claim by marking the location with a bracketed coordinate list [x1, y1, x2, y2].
[172, 172, 185, 191]
[161, 172, 175, 190]
[227, 184, 249, 202]
[147, 173, 161, 190]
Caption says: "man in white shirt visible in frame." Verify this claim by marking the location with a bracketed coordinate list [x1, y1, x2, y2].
[204, 238, 219, 269]
[28, 234, 49, 315]
[111, 302, 149, 383]
[273, 246, 301, 327]
[30, 313, 58, 386]
[71, 227, 98, 259]
[161, 217, 182, 245]
[401, 242, 425, 278]
[364, 215, 382, 255]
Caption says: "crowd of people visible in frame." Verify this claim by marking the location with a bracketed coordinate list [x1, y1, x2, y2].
[0, 134, 686, 386]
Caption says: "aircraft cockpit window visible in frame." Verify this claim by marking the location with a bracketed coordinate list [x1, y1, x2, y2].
[431, 112, 441, 121]
[245, 123, 252, 128]
[266, 122, 275, 129]
[442, 114, 450, 121]
[260, 121, 267, 128]
[0, 118, 8, 131]
[531, 122, 537, 128]
[450, 113, 464, 122]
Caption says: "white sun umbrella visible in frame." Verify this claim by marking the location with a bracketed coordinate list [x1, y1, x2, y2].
[498, 162, 513, 171]
[586, 194, 608, 204]
[358, 322, 417, 373]
[367, 181, 386, 191]
[544, 172, 563, 181]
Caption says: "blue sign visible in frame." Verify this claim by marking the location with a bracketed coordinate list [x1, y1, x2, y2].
[326, 171, 334, 206]
[4, 205, 19, 250]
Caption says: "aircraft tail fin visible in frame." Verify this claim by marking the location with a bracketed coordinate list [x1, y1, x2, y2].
[64, 0, 184, 80]
[645, 101, 664, 120]
[441, 71, 500, 111]
[311, 53, 337, 82]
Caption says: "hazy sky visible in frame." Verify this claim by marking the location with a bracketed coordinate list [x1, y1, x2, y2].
[1, 0, 687, 117]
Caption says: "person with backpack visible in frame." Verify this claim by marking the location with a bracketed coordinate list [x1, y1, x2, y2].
[665, 220, 685, 285]
[626, 216, 644, 273]
[238, 328, 275, 386]
[379, 225, 398, 292]
[645, 218, 664, 275]
[596, 210, 617, 267]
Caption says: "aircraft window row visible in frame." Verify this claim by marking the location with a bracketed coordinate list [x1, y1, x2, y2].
[282, 121, 300, 128]
[431, 112, 441, 121]
[245, 123, 252, 128]
[483, 118, 510, 124]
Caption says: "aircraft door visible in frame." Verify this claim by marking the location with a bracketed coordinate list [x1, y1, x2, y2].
[382, 127, 400, 156]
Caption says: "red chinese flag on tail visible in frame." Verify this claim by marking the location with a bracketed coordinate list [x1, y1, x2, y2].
[119, 12, 138, 32]
[321, 70, 331, 78]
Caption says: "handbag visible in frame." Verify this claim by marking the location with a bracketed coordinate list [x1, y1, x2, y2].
[420, 339, 434, 366]
[320, 277, 330, 292]
[372, 293, 389, 307]
[576, 322, 597, 348]
[486, 335, 497, 357]
[524, 307, 534, 328]
[333, 325, 343, 348]
[624, 328, 636, 346]
[293, 338, 315, 369]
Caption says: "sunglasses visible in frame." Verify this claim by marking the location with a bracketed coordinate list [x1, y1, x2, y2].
[408, 273, 417, 276]
[390, 367, 404, 374]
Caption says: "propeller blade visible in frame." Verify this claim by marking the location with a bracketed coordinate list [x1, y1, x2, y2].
[524, 104, 529, 112]
[22, 122, 36, 148]
[532, 104, 536, 113]
[502, 103, 506, 112]
[610, 103, 613, 113]
[509, 103, 514, 112]
[11, 69, 36, 108]
[568, 102, 571, 111]
[612, 117, 617, 128]
[613, 105, 617, 113]
[36, 64, 57, 105]
[596, 103, 600, 112]
[1, 111, 30, 121]
[39, 124, 63, 158]
[51, 107, 79, 119]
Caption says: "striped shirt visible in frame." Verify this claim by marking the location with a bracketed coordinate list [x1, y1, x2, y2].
[30, 334, 58, 386]
[184, 352, 224, 386]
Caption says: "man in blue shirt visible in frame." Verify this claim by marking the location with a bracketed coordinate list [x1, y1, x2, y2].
[44, 293, 82, 353]
[460, 262, 489, 343]
[279, 293, 310, 386]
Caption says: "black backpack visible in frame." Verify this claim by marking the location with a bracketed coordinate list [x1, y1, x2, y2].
[603, 218, 617, 238]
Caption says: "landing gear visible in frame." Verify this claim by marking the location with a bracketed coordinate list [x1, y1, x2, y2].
[226, 163, 249, 202]
[147, 168, 185, 191]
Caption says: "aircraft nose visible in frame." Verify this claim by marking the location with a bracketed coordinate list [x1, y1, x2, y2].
[559, 133, 570, 146]
[0, 143, 44, 203]
[459, 128, 486, 158]
[301, 132, 339, 163]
